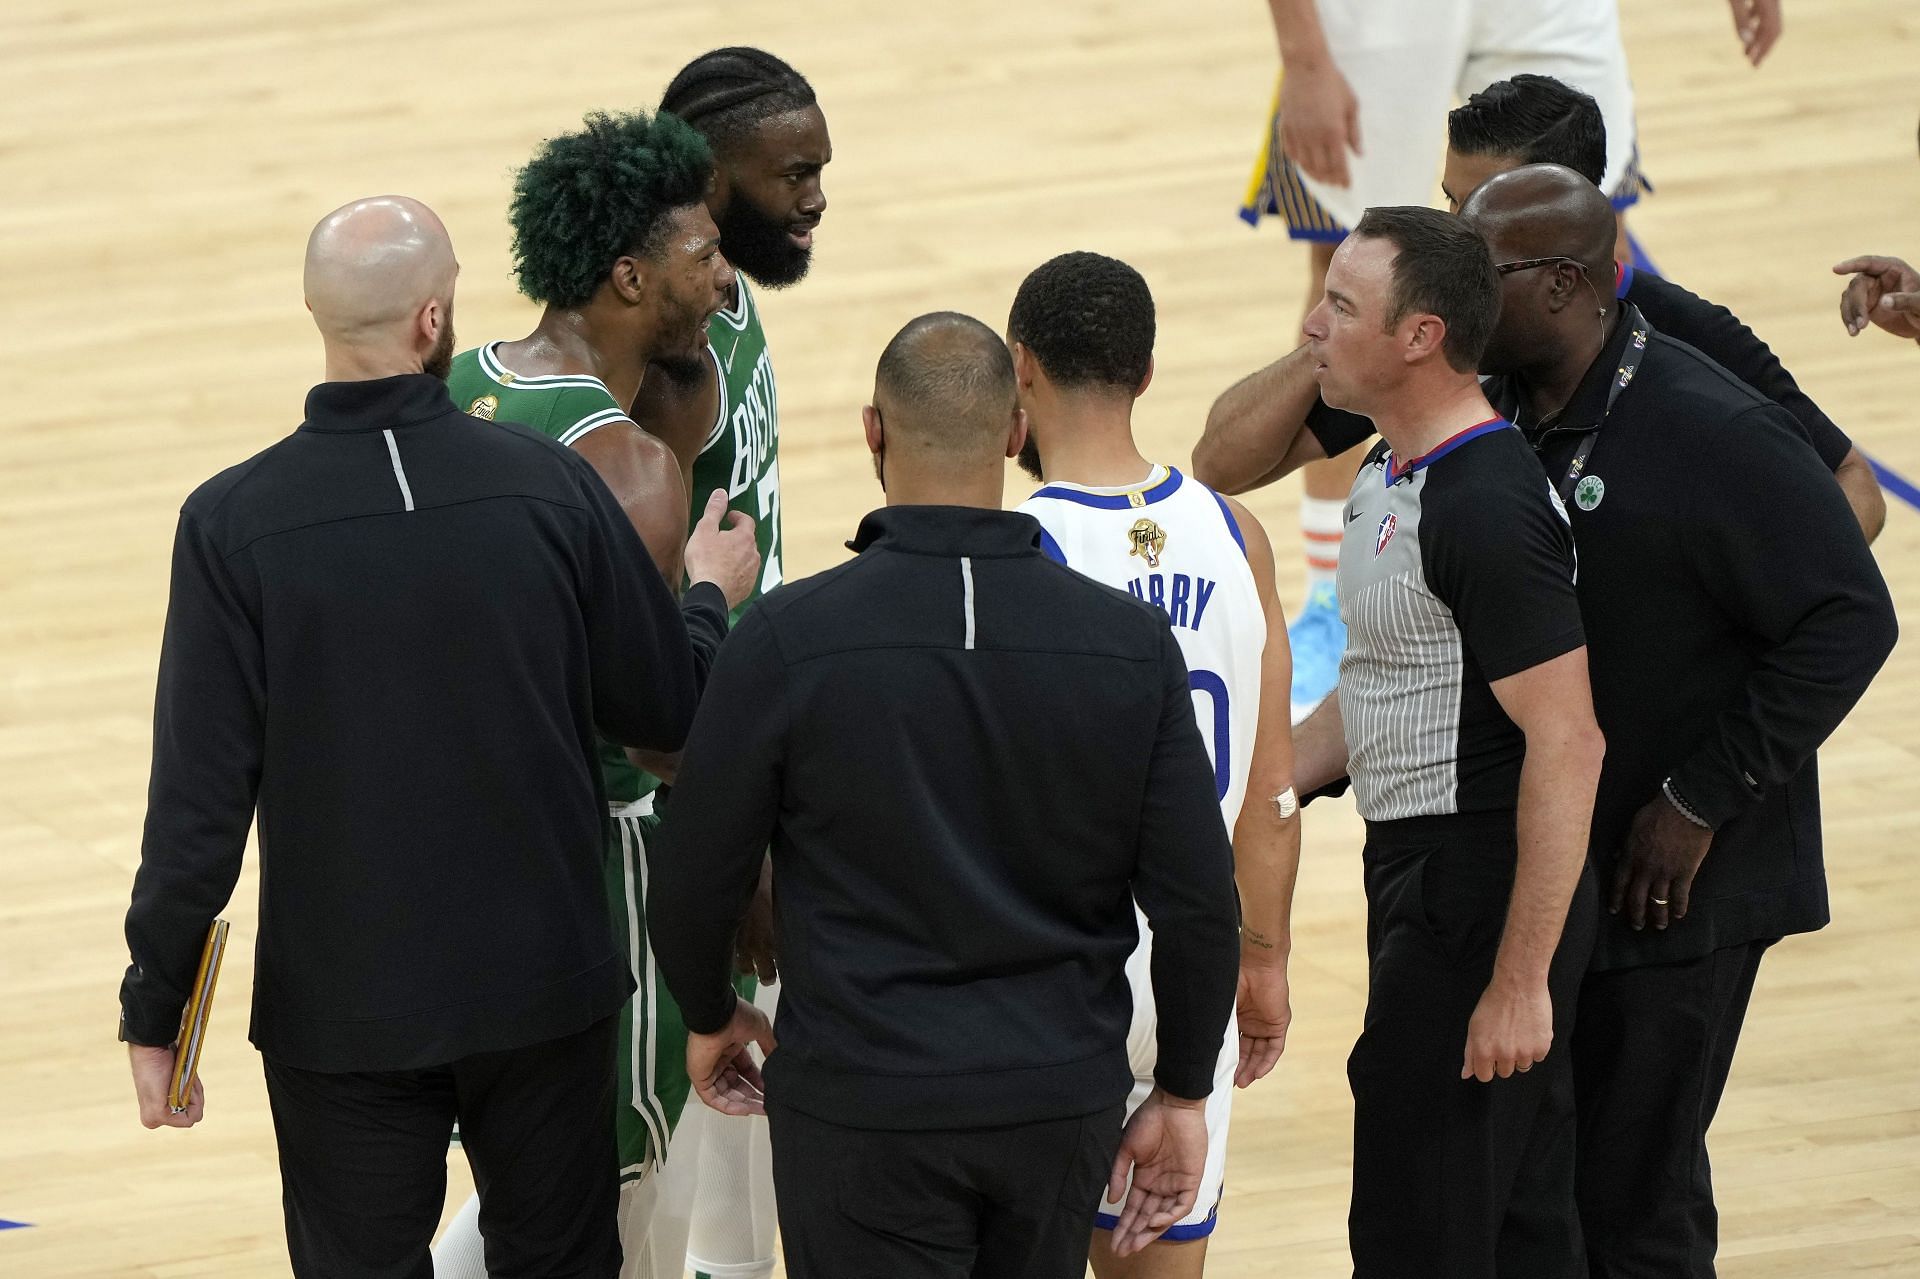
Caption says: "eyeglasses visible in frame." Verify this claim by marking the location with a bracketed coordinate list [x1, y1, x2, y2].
[1496, 255, 1589, 277]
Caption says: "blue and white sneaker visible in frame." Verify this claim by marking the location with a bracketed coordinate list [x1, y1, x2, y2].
[1288, 582, 1345, 723]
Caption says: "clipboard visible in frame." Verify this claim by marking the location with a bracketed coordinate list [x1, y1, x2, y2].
[169, 919, 231, 1114]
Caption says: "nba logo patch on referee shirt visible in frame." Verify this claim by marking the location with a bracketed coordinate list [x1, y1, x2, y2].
[1374, 513, 1397, 557]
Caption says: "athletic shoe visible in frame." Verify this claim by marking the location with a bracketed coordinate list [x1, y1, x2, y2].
[1288, 582, 1344, 723]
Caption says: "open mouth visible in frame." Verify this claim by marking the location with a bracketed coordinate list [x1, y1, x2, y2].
[788, 221, 819, 249]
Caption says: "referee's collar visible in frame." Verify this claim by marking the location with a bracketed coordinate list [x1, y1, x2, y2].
[1493, 302, 1649, 437]
[303, 374, 458, 434]
[847, 505, 1045, 558]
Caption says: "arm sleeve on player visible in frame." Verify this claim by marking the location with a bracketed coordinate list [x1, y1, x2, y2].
[121, 512, 265, 1045]
[1132, 625, 1241, 1100]
[647, 608, 789, 1035]
[572, 451, 714, 751]
[1422, 466, 1587, 683]
[1667, 405, 1897, 827]
[1628, 272, 1853, 471]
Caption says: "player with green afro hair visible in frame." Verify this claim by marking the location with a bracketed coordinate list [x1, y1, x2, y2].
[508, 109, 716, 308]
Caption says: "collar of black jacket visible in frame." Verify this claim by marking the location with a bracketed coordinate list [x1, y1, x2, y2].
[1491, 301, 1648, 438]
[846, 505, 1045, 557]
[302, 373, 458, 433]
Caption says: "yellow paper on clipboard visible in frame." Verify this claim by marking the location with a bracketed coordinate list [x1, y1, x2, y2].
[169, 919, 231, 1113]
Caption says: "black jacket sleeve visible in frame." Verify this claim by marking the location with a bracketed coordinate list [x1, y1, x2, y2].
[680, 582, 730, 695]
[1133, 625, 1241, 1100]
[572, 455, 724, 752]
[1668, 404, 1896, 826]
[121, 512, 264, 1046]
[647, 606, 789, 1035]
[1628, 272, 1853, 470]
[1304, 398, 1377, 460]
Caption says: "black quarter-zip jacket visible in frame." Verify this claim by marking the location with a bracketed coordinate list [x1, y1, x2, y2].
[647, 505, 1242, 1129]
[121, 374, 729, 1070]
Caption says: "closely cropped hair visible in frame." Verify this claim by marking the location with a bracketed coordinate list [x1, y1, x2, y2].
[1006, 252, 1155, 392]
[1448, 74, 1608, 188]
[1352, 207, 1499, 373]
[508, 110, 713, 308]
[875, 312, 1017, 447]
[661, 48, 817, 157]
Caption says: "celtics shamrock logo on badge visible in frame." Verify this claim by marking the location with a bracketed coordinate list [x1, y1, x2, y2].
[1574, 474, 1605, 511]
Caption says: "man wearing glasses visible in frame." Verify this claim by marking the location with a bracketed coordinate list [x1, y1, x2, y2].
[1453, 166, 1893, 1278]
[1266, 166, 1893, 1275]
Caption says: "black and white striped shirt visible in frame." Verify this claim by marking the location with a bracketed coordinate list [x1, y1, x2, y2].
[1337, 419, 1585, 821]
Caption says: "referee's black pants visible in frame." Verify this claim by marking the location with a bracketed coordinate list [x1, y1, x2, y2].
[767, 1099, 1124, 1279]
[1348, 812, 1597, 1279]
[262, 1013, 620, 1279]
[1574, 938, 1774, 1278]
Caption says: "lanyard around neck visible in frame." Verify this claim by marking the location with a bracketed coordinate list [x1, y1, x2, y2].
[1548, 317, 1651, 504]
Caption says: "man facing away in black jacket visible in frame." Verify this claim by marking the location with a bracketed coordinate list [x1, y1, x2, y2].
[645, 312, 1243, 1279]
[119, 195, 758, 1279]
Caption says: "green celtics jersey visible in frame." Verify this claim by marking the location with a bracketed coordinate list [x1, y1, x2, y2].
[445, 343, 631, 445]
[691, 277, 782, 618]
[444, 342, 653, 805]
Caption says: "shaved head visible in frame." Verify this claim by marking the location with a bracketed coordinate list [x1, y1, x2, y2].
[873, 312, 1017, 456]
[1457, 164, 1616, 279]
[1459, 165, 1618, 377]
[304, 196, 458, 375]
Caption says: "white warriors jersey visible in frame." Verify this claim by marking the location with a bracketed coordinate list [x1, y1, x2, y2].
[1021, 465, 1265, 832]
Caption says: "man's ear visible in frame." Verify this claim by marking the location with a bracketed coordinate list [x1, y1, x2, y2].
[610, 255, 647, 306]
[1010, 340, 1036, 390]
[862, 403, 884, 456]
[1543, 261, 1586, 314]
[419, 297, 444, 349]
[1403, 313, 1449, 365]
[1135, 354, 1154, 399]
[1007, 407, 1029, 461]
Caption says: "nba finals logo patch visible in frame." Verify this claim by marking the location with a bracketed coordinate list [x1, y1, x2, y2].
[1374, 512, 1397, 557]
[466, 395, 498, 421]
[1127, 518, 1167, 569]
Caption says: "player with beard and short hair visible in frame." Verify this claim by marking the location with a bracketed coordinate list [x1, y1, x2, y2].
[619, 48, 830, 1279]
[431, 109, 762, 1279]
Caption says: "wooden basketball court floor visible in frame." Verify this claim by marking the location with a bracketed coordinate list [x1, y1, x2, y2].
[3, 1, 1916, 1273]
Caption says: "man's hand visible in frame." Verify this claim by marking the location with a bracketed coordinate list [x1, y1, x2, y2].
[1106, 1088, 1208, 1257]
[1461, 977, 1553, 1083]
[1233, 959, 1290, 1087]
[686, 995, 777, 1118]
[1278, 57, 1362, 188]
[130, 1043, 202, 1129]
[1611, 793, 1714, 932]
[1835, 255, 1920, 341]
[683, 491, 760, 609]
[1726, 0, 1783, 66]
[733, 856, 778, 984]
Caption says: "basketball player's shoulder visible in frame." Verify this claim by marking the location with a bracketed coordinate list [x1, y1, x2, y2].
[446, 343, 627, 444]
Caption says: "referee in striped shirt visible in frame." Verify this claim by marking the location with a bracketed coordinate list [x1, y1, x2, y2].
[1290, 207, 1605, 1278]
